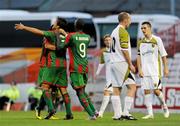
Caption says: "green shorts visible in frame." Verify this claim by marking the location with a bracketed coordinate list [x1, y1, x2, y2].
[37, 67, 46, 86]
[70, 72, 88, 89]
[41, 67, 68, 88]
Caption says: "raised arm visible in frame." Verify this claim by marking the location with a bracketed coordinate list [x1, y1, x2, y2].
[15, 23, 44, 36]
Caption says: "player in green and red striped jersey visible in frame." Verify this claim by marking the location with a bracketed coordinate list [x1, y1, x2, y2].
[58, 19, 97, 120]
[15, 18, 73, 120]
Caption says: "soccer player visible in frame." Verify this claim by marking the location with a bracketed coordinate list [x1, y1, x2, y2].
[57, 19, 97, 120]
[95, 34, 113, 117]
[110, 12, 137, 120]
[14, 18, 73, 120]
[137, 21, 169, 119]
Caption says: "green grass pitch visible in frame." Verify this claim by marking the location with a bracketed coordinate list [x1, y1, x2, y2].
[0, 111, 179, 126]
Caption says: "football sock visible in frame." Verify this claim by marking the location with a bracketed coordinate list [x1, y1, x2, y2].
[62, 93, 72, 116]
[84, 92, 96, 113]
[76, 89, 94, 116]
[99, 96, 110, 115]
[145, 94, 153, 115]
[123, 96, 134, 115]
[42, 90, 54, 112]
[157, 91, 166, 106]
[111, 95, 122, 118]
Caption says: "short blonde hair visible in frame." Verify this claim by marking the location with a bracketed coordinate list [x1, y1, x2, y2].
[118, 12, 130, 22]
[103, 34, 111, 41]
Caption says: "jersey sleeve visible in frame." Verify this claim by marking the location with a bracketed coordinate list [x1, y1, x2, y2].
[119, 28, 129, 49]
[157, 37, 168, 57]
[57, 33, 73, 49]
[43, 31, 55, 39]
[100, 53, 105, 64]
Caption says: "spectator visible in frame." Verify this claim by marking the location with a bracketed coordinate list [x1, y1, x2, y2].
[27, 85, 43, 110]
[0, 81, 20, 111]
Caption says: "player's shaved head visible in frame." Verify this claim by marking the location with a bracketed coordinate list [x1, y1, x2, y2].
[118, 12, 130, 22]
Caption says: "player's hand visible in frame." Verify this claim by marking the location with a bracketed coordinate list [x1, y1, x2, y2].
[14, 23, 25, 30]
[44, 43, 52, 49]
[138, 69, 144, 78]
[129, 64, 136, 73]
[164, 67, 169, 77]
[59, 28, 67, 36]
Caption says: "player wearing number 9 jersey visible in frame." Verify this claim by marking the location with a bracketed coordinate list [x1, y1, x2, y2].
[59, 19, 97, 120]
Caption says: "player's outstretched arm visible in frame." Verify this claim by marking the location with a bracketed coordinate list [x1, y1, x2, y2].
[14, 23, 44, 36]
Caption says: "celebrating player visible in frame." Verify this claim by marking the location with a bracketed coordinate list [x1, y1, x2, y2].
[14, 18, 73, 120]
[57, 19, 98, 120]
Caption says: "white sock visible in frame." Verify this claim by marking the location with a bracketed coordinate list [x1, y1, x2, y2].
[144, 94, 153, 115]
[157, 91, 166, 106]
[99, 96, 110, 115]
[111, 95, 122, 118]
[123, 96, 134, 116]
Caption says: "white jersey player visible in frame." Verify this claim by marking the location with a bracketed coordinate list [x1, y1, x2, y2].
[110, 12, 137, 120]
[96, 34, 113, 117]
[137, 21, 169, 119]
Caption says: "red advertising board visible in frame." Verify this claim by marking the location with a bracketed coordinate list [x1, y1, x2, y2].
[134, 85, 180, 111]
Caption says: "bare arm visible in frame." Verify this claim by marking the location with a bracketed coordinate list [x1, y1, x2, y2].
[15, 23, 44, 36]
[44, 43, 56, 50]
[59, 29, 68, 36]
[162, 56, 169, 77]
[137, 55, 144, 77]
[121, 50, 136, 73]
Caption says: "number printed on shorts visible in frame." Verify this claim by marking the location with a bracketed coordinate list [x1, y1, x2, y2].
[110, 37, 116, 53]
[79, 43, 86, 58]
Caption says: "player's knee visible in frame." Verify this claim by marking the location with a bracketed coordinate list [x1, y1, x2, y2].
[144, 89, 151, 94]
[104, 90, 110, 96]
[75, 88, 83, 96]
[59, 87, 68, 95]
[154, 89, 161, 96]
[113, 87, 121, 95]
[41, 83, 50, 91]
[127, 84, 137, 92]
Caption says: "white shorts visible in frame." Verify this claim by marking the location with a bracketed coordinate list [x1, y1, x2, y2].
[110, 62, 136, 87]
[104, 82, 113, 93]
[141, 76, 162, 90]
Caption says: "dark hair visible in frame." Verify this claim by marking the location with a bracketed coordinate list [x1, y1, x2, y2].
[56, 17, 67, 31]
[142, 21, 152, 28]
[11, 81, 17, 85]
[74, 18, 84, 31]
[49, 25, 54, 30]
[118, 12, 130, 22]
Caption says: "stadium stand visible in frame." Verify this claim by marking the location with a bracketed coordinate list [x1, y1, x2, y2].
[0, 0, 180, 17]
[167, 53, 180, 84]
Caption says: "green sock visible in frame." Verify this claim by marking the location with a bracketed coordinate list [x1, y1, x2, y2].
[62, 93, 72, 116]
[77, 90, 94, 116]
[84, 92, 96, 113]
[43, 90, 54, 112]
